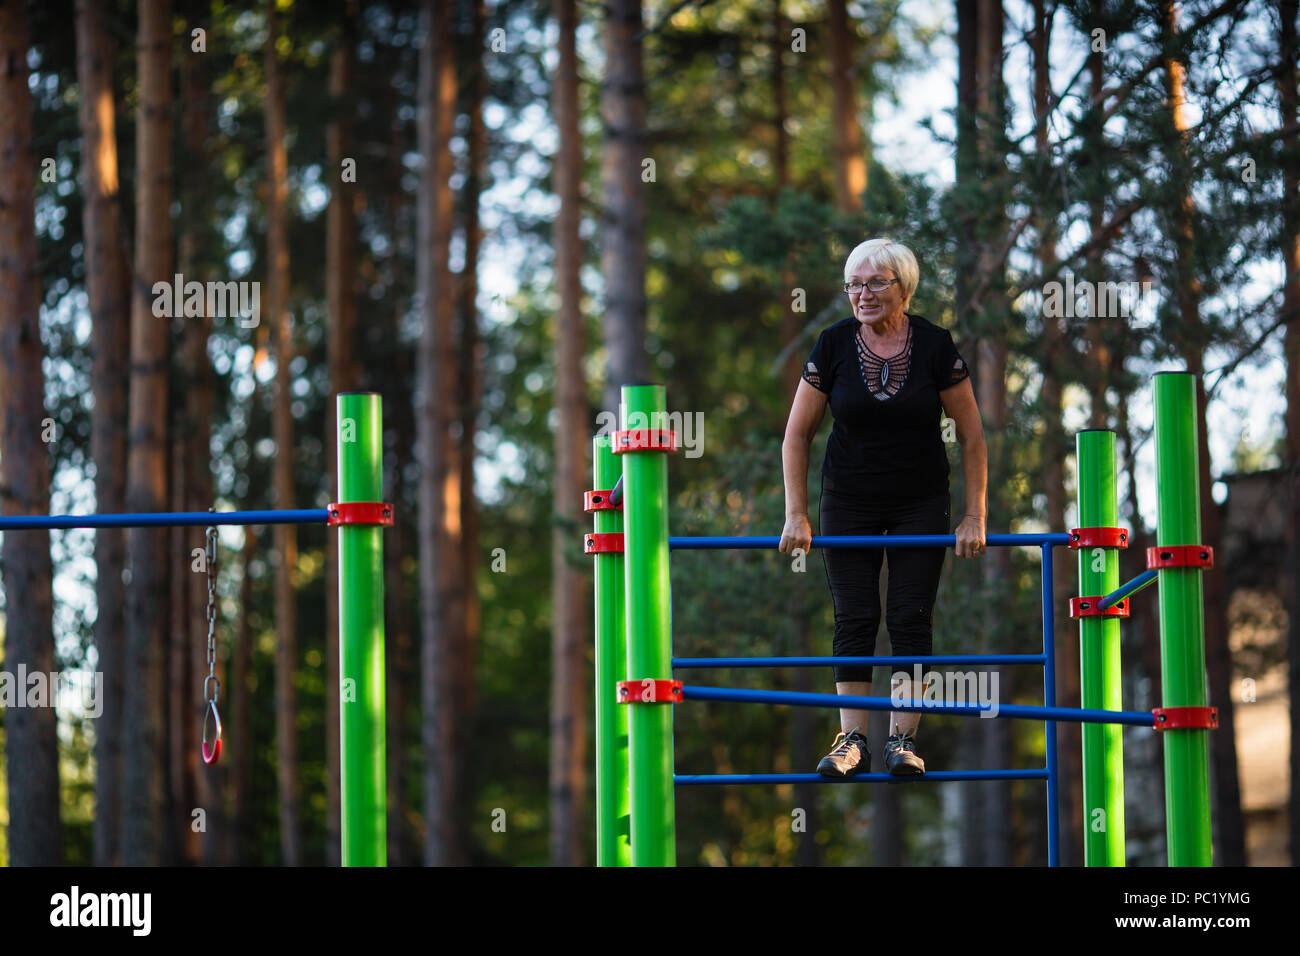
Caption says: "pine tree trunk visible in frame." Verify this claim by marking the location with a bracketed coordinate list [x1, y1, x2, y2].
[827, 0, 867, 212]
[773, 0, 821, 867]
[972, 0, 1011, 867]
[1030, 0, 1083, 867]
[954, 0, 981, 865]
[549, 0, 588, 866]
[417, 0, 461, 866]
[0, 0, 62, 866]
[265, 0, 301, 866]
[1158, 0, 1245, 865]
[76, 0, 130, 868]
[121, 0, 173, 865]
[456, 0, 487, 855]
[1276, 0, 1299, 869]
[232, 527, 256, 864]
[1083, 0, 1110, 425]
[178, 43, 222, 868]
[325, 12, 360, 867]
[167, 407, 194, 865]
[600, 0, 649, 415]
[383, 120, 414, 867]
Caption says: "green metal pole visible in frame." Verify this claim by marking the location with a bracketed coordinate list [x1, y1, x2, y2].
[1075, 428, 1126, 866]
[621, 384, 676, 867]
[337, 392, 387, 866]
[594, 435, 631, 866]
[1152, 372, 1213, 866]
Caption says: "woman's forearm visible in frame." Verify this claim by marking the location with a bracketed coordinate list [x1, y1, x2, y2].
[783, 437, 811, 516]
[959, 435, 988, 518]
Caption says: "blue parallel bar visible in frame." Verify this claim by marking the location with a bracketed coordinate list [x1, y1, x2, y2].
[1042, 543, 1060, 867]
[679, 685, 1154, 727]
[1097, 568, 1158, 610]
[668, 532, 1072, 550]
[672, 654, 1047, 669]
[0, 509, 331, 530]
[675, 769, 1050, 786]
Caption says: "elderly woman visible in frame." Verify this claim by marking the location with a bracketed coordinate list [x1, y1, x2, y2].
[779, 237, 987, 777]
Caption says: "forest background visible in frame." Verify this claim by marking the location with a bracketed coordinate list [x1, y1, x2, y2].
[0, 0, 1296, 867]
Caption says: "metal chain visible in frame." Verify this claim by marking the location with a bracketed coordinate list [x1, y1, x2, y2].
[205, 524, 220, 705]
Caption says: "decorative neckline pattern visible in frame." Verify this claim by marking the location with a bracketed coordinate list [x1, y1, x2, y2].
[855, 320, 913, 400]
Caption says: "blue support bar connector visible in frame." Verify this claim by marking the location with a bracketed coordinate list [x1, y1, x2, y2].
[675, 769, 1051, 786]
[0, 509, 331, 531]
[669, 532, 1072, 550]
[672, 654, 1047, 669]
[679, 684, 1154, 726]
[1097, 568, 1159, 610]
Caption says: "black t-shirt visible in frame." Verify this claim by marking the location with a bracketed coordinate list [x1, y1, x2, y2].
[802, 313, 970, 500]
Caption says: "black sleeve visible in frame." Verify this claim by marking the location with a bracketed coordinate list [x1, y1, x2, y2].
[802, 330, 833, 394]
[932, 329, 970, 390]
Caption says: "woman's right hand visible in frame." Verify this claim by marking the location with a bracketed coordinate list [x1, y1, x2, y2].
[779, 513, 813, 554]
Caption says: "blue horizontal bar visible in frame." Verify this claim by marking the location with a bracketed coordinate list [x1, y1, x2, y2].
[675, 769, 1051, 786]
[0, 509, 331, 531]
[668, 533, 1071, 550]
[672, 655, 1047, 668]
[679, 685, 1154, 727]
[1097, 568, 1158, 610]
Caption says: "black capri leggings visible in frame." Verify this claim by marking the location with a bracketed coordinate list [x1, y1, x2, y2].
[818, 483, 951, 683]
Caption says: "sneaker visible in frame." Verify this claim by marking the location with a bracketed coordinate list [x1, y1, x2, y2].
[884, 731, 925, 775]
[817, 727, 871, 777]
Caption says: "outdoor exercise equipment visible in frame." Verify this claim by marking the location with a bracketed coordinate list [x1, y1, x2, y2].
[588, 373, 1216, 867]
[0, 392, 392, 867]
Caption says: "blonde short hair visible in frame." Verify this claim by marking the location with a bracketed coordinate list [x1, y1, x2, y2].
[844, 238, 919, 310]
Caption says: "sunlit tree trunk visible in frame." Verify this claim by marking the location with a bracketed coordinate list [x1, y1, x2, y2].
[76, 0, 130, 868]
[121, 0, 173, 866]
[827, 0, 867, 211]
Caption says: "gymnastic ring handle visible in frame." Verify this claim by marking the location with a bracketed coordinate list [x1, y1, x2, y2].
[202, 697, 223, 766]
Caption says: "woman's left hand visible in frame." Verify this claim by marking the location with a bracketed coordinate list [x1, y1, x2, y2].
[954, 514, 986, 559]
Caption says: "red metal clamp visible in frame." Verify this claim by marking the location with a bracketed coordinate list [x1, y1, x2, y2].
[1152, 706, 1218, 731]
[612, 429, 679, 454]
[584, 490, 622, 513]
[1068, 527, 1129, 549]
[616, 679, 683, 704]
[1146, 545, 1213, 569]
[585, 532, 624, 554]
[327, 502, 395, 526]
[1069, 596, 1130, 618]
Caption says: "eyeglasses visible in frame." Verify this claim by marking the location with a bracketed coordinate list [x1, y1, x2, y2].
[844, 277, 900, 295]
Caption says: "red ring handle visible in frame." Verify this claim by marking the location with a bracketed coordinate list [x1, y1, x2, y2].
[202, 700, 223, 766]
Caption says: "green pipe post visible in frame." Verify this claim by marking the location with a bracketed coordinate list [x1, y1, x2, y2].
[594, 435, 631, 866]
[621, 384, 676, 866]
[1075, 429, 1126, 865]
[337, 392, 388, 866]
[1152, 372, 1213, 865]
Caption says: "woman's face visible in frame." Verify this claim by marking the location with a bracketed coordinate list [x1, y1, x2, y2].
[845, 265, 906, 328]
